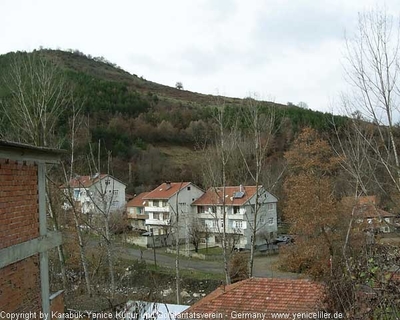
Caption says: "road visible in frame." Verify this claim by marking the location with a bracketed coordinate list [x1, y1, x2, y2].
[116, 245, 301, 279]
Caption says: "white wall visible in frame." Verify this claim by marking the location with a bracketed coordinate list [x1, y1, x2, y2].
[89, 176, 126, 214]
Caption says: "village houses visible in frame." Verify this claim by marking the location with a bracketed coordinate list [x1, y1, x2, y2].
[142, 182, 204, 239]
[127, 183, 278, 249]
[192, 185, 278, 250]
[126, 191, 150, 230]
[62, 173, 126, 215]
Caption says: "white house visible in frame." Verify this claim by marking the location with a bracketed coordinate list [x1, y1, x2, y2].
[62, 173, 126, 214]
[143, 182, 204, 240]
[126, 192, 149, 230]
[191, 185, 278, 250]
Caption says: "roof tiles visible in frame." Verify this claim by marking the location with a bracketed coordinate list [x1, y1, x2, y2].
[192, 186, 259, 206]
[180, 278, 326, 320]
[126, 192, 150, 208]
[143, 182, 191, 200]
[63, 174, 108, 188]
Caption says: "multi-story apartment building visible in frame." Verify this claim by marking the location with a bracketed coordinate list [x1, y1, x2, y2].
[143, 182, 204, 238]
[63, 173, 126, 214]
[192, 185, 278, 250]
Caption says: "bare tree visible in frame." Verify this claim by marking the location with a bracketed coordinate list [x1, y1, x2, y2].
[343, 8, 400, 193]
[238, 98, 277, 277]
[187, 217, 204, 253]
[201, 101, 238, 285]
[326, 8, 400, 316]
[159, 182, 186, 305]
[0, 52, 73, 293]
[59, 102, 92, 296]
[1, 52, 70, 147]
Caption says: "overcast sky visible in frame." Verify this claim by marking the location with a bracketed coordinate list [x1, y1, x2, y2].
[1, 0, 400, 113]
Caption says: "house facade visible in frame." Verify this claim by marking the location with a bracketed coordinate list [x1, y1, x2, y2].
[143, 182, 204, 239]
[192, 185, 278, 250]
[126, 192, 149, 230]
[345, 196, 397, 233]
[63, 173, 126, 214]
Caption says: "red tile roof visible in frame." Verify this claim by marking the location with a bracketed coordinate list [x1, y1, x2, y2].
[63, 174, 108, 188]
[192, 186, 260, 206]
[126, 192, 150, 208]
[343, 196, 395, 219]
[62, 174, 126, 188]
[143, 182, 191, 200]
[355, 205, 395, 219]
[358, 196, 377, 205]
[180, 278, 326, 319]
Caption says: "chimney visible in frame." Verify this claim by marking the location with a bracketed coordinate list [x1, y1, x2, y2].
[165, 181, 171, 190]
[240, 184, 243, 192]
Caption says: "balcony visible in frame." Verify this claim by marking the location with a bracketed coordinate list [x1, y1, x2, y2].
[197, 212, 216, 219]
[228, 214, 245, 220]
[205, 226, 245, 234]
[145, 219, 171, 226]
[127, 213, 149, 220]
[145, 206, 170, 213]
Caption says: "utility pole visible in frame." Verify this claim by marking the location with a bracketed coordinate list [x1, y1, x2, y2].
[151, 228, 157, 268]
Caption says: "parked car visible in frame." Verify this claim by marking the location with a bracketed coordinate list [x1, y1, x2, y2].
[272, 235, 294, 245]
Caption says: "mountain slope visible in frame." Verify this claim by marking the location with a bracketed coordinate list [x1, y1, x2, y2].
[0, 49, 347, 193]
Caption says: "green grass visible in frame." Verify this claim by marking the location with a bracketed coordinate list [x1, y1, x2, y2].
[197, 246, 223, 255]
[117, 257, 224, 281]
[147, 264, 224, 281]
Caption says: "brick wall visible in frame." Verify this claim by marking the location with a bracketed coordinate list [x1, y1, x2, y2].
[0, 256, 41, 312]
[0, 158, 41, 312]
[50, 291, 64, 317]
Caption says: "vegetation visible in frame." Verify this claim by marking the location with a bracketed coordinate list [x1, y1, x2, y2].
[2, 13, 400, 315]
[0, 48, 348, 194]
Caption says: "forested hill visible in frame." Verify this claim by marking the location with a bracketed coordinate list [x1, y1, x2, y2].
[0, 49, 347, 193]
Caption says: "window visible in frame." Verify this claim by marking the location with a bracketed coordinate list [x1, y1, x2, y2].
[105, 179, 110, 185]
[153, 213, 159, 220]
[233, 206, 240, 214]
[235, 221, 243, 229]
[220, 219, 224, 228]
[267, 203, 274, 211]
[112, 200, 119, 207]
[268, 218, 274, 225]
[113, 190, 119, 195]
[197, 206, 205, 214]
[187, 186, 191, 191]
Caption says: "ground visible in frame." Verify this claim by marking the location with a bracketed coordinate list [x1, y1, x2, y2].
[64, 240, 304, 311]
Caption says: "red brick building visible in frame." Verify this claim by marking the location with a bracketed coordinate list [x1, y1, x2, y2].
[0, 140, 64, 314]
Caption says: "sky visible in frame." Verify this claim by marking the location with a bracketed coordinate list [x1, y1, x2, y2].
[1, 0, 400, 114]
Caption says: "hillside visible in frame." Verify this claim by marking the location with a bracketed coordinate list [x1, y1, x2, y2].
[0, 49, 348, 193]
